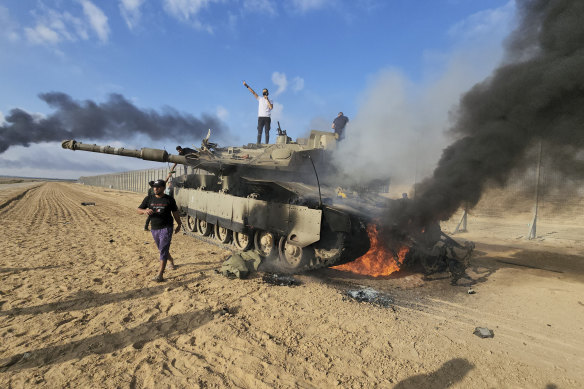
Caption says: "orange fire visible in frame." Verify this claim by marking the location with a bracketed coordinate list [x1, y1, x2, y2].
[332, 224, 408, 277]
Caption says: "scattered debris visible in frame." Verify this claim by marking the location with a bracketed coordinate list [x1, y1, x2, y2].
[109, 239, 115, 243]
[467, 288, 476, 294]
[262, 273, 301, 286]
[221, 251, 262, 279]
[345, 287, 393, 307]
[81, 202, 95, 206]
[473, 327, 494, 338]
[215, 307, 230, 318]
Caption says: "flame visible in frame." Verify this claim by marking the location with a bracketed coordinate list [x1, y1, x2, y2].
[332, 224, 408, 277]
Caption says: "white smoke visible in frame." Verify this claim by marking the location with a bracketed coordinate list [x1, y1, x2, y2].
[271, 71, 288, 96]
[333, 2, 515, 190]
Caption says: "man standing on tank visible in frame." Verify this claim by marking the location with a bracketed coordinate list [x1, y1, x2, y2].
[332, 112, 349, 141]
[243, 81, 273, 144]
[137, 179, 182, 282]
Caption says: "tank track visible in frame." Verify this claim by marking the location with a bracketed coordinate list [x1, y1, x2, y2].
[178, 217, 361, 273]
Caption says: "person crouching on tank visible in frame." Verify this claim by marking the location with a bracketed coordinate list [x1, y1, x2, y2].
[137, 179, 182, 282]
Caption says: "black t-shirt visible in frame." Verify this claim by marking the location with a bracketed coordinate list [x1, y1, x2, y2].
[180, 147, 197, 155]
[138, 194, 178, 230]
[333, 115, 349, 133]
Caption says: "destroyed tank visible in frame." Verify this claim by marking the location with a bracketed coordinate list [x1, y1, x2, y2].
[62, 129, 378, 272]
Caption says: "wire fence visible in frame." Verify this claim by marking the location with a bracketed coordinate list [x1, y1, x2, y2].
[469, 165, 584, 223]
[79, 165, 195, 194]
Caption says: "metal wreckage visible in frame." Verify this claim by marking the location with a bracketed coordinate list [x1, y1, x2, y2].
[62, 126, 474, 283]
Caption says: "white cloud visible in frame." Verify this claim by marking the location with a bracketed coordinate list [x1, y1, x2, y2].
[80, 0, 110, 43]
[290, 0, 330, 13]
[162, 0, 217, 31]
[270, 102, 284, 123]
[216, 105, 229, 120]
[25, 24, 61, 45]
[21, 2, 111, 46]
[243, 0, 277, 16]
[448, 1, 515, 42]
[271, 71, 288, 96]
[291, 76, 304, 92]
[119, 0, 145, 30]
[0, 110, 5, 125]
[0, 6, 20, 43]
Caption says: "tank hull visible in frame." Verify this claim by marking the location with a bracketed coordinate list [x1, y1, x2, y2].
[173, 184, 370, 272]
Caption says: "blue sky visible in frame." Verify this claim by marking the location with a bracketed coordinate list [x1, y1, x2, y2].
[0, 0, 515, 179]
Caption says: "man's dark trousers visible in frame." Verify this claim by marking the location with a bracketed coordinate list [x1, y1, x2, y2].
[257, 117, 271, 144]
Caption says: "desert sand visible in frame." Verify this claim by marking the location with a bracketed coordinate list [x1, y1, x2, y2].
[1, 182, 583, 388]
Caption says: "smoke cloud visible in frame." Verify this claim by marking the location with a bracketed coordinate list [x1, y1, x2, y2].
[409, 0, 584, 226]
[0, 92, 227, 153]
[332, 2, 514, 190]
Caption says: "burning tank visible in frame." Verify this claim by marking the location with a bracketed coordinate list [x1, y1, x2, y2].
[62, 128, 474, 279]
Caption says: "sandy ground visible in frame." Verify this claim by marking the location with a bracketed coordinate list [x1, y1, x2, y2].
[1, 182, 583, 388]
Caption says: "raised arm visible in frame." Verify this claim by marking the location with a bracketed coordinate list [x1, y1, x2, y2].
[243, 81, 259, 99]
[165, 163, 178, 183]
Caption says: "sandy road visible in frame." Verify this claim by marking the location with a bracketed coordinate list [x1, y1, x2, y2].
[0, 182, 583, 388]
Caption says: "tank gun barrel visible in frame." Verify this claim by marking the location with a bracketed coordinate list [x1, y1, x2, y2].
[61, 139, 187, 165]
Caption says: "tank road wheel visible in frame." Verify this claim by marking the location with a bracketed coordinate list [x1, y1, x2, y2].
[196, 219, 212, 236]
[254, 230, 276, 258]
[186, 215, 197, 232]
[233, 231, 252, 250]
[278, 236, 314, 271]
[214, 224, 232, 244]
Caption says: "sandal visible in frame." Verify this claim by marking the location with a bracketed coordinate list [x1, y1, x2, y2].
[152, 275, 164, 282]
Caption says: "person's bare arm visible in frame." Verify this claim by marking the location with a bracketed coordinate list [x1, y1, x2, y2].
[138, 208, 153, 215]
[165, 163, 178, 183]
[172, 210, 182, 233]
[243, 81, 258, 99]
[266, 96, 273, 110]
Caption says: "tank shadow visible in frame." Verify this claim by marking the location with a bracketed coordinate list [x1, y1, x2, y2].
[0, 307, 224, 372]
[466, 242, 584, 284]
[392, 358, 474, 388]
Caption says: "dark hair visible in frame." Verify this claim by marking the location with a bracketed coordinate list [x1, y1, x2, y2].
[176, 146, 182, 151]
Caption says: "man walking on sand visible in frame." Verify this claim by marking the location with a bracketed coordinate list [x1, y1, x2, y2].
[243, 80, 273, 144]
[137, 179, 182, 282]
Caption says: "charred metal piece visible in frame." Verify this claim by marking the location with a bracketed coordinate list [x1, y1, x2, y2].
[262, 273, 301, 286]
[345, 287, 393, 307]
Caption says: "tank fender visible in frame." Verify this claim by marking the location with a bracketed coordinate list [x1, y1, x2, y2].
[323, 206, 351, 233]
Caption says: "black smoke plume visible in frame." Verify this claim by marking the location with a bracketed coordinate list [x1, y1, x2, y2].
[405, 0, 584, 228]
[0, 92, 226, 153]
